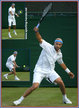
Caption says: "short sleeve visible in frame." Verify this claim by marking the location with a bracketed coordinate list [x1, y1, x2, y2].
[11, 55, 15, 62]
[57, 54, 64, 64]
[9, 7, 12, 12]
[14, 8, 15, 13]
[40, 40, 53, 53]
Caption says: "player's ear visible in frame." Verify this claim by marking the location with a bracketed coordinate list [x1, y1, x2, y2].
[61, 44, 63, 47]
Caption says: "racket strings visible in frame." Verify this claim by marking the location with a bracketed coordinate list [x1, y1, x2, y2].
[42, 3, 52, 17]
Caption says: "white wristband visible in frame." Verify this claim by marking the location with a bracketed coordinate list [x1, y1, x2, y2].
[15, 13, 17, 16]
[65, 68, 70, 73]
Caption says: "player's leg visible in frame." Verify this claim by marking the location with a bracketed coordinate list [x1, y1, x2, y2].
[8, 26, 12, 38]
[23, 83, 39, 97]
[23, 72, 44, 97]
[8, 18, 12, 38]
[8, 26, 11, 32]
[54, 77, 65, 94]
[4, 71, 14, 79]
[3, 63, 13, 79]
[54, 77, 72, 104]
[8, 71, 14, 75]
[13, 83, 39, 106]
[12, 67, 20, 80]
[4, 64, 20, 80]
[3, 69, 14, 79]
[48, 71, 72, 104]
[13, 72, 44, 105]
[13, 18, 17, 35]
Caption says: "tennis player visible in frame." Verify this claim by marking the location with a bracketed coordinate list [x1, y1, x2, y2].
[3, 51, 20, 80]
[13, 27, 74, 105]
[8, 3, 19, 38]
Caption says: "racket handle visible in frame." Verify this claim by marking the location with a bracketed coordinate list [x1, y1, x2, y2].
[18, 66, 20, 68]
[36, 23, 40, 28]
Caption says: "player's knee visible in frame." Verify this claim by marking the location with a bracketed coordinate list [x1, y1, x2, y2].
[58, 80, 64, 85]
[32, 84, 39, 90]
[12, 67, 15, 72]
[12, 71, 14, 74]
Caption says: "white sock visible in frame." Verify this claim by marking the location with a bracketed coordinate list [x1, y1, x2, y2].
[5, 73, 8, 76]
[63, 94, 67, 99]
[15, 75, 17, 78]
[8, 32, 10, 35]
[13, 30, 15, 32]
[19, 96, 24, 102]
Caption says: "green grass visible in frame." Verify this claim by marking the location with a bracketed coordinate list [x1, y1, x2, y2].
[2, 72, 30, 81]
[2, 29, 24, 39]
[2, 87, 77, 107]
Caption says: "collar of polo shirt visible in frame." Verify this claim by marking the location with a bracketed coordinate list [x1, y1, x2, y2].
[53, 46, 61, 54]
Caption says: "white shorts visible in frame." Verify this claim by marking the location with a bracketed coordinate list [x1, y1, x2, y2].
[8, 18, 16, 26]
[33, 70, 60, 84]
[6, 63, 14, 72]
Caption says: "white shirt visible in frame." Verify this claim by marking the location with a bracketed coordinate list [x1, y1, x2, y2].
[34, 40, 63, 73]
[6, 54, 16, 65]
[8, 6, 15, 19]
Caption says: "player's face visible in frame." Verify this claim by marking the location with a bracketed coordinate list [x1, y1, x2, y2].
[12, 5, 15, 8]
[14, 54, 17, 57]
[54, 42, 62, 51]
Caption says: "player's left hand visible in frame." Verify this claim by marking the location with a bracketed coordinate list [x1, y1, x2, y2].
[16, 14, 19, 17]
[17, 65, 20, 68]
[68, 72, 75, 79]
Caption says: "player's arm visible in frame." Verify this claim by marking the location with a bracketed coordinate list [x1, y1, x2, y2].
[15, 12, 19, 17]
[13, 61, 19, 68]
[57, 57, 74, 79]
[10, 11, 13, 16]
[60, 63, 74, 79]
[33, 27, 43, 43]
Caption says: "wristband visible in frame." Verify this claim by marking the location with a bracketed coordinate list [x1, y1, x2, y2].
[65, 68, 70, 73]
[35, 31, 39, 33]
[15, 13, 17, 16]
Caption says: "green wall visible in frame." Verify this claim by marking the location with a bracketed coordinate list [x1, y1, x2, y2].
[2, 13, 77, 87]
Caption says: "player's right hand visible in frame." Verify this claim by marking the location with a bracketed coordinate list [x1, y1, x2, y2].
[33, 27, 39, 32]
[68, 72, 75, 79]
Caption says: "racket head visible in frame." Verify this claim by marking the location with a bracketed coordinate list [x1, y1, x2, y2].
[42, 3, 52, 18]
[36, 3, 52, 28]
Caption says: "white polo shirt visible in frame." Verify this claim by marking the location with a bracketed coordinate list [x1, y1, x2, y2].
[34, 40, 63, 73]
[6, 54, 16, 65]
[8, 6, 15, 19]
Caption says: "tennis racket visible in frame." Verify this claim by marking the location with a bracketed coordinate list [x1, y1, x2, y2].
[17, 65, 30, 71]
[36, 3, 52, 28]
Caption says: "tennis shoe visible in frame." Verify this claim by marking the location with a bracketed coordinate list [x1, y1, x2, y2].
[8, 33, 12, 38]
[3, 74, 8, 80]
[13, 100, 21, 106]
[63, 97, 72, 104]
[15, 76, 20, 81]
[13, 31, 17, 35]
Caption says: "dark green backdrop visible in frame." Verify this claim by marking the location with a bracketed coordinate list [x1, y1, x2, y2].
[2, 2, 77, 87]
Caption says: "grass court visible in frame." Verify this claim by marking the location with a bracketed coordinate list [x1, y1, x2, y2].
[2, 87, 77, 107]
[2, 72, 30, 81]
[2, 29, 25, 39]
